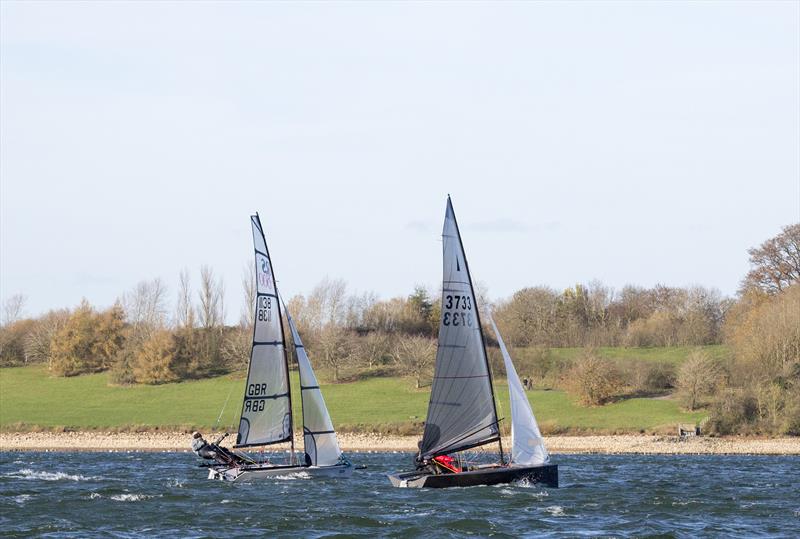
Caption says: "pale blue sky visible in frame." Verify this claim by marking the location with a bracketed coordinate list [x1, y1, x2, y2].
[1, 1, 798, 320]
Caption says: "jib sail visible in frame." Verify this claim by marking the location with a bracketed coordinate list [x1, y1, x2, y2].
[235, 215, 293, 448]
[488, 313, 549, 466]
[419, 197, 501, 459]
[284, 306, 343, 467]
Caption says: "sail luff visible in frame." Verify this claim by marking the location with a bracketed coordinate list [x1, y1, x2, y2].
[234, 214, 293, 449]
[267, 215, 295, 459]
[448, 198, 505, 463]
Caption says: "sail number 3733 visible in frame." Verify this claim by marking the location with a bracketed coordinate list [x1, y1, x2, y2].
[442, 294, 473, 327]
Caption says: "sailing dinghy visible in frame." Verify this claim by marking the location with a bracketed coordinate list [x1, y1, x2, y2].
[205, 214, 353, 482]
[388, 197, 558, 488]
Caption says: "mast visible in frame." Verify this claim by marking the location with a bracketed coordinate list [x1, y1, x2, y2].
[446, 196, 505, 465]
[257, 213, 296, 463]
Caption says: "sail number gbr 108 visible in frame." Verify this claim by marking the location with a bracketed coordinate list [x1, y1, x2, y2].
[442, 294, 473, 327]
[256, 296, 273, 322]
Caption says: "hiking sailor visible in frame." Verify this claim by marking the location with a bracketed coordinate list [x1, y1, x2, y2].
[191, 431, 240, 465]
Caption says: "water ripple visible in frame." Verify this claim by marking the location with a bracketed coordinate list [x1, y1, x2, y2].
[1, 452, 799, 537]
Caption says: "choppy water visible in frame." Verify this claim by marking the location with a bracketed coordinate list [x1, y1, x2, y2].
[1, 451, 798, 537]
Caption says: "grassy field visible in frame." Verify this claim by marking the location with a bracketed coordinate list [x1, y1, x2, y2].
[0, 362, 706, 434]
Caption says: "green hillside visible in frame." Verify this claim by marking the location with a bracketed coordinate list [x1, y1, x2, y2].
[0, 361, 706, 434]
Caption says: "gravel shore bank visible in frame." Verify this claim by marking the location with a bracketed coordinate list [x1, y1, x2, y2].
[1, 432, 798, 455]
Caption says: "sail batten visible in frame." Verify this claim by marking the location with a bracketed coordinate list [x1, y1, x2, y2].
[419, 197, 501, 460]
[235, 215, 293, 448]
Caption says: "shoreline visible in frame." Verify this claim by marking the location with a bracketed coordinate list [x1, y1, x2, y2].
[1, 432, 798, 455]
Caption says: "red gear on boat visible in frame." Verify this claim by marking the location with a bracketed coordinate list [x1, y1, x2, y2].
[432, 455, 461, 473]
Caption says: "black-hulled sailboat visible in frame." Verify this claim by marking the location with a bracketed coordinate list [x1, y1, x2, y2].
[205, 214, 352, 482]
[388, 197, 558, 488]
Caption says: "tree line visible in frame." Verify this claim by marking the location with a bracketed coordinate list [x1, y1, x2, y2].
[1, 223, 797, 435]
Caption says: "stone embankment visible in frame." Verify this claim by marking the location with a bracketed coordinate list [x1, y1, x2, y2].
[1, 431, 798, 454]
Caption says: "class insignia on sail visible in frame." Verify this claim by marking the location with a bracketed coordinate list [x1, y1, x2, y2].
[388, 197, 558, 489]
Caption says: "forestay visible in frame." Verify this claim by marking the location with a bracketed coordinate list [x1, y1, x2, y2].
[235, 215, 293, 447]
[487, 314, 549, 466]
[420, 197, 500, 459]
[284, 307, 343, 467]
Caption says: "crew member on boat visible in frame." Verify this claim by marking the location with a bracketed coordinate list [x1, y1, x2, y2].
[191, 432, 241, 465]
[432, 454, 461, 473]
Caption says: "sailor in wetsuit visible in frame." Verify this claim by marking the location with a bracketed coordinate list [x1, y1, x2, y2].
[191, 432, 241, 465]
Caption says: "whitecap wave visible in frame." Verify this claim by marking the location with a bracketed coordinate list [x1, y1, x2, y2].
[110, 493, 161, 502]
[13, 494, 32, 505]
[7, 468, 97, 482]
[544, 505, 565, 516]
[274, 472, 311, 480]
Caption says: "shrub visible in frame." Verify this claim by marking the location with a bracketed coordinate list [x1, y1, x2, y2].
[564, 351, 623, 406]
[625, 360, 676, 395]
[132, 330, 180, 384]
[707, 388, 759, 435]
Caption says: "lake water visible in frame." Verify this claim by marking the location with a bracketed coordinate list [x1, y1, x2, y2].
[1, 451, 798, 537]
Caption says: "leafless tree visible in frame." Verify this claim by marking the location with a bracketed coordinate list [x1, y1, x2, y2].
[221, 326, 251, 371]
[175, 268, 195, 329]
[677, 349, 724, 410]
[239, 262, 256, 328]
[318, 323, 350, 382]
[357, 331, 392, 369]
[198, 265, 225, 329]
[24, 309, 69, 364]
[2, 294, 27, 326]
[393, 334, 437, 388]
[123, 278, 168, 340]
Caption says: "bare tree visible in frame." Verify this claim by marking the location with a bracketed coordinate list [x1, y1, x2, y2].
[741, 223, 800, 295]
[357, 331, 392, 369]
[24, 309, 70, 364]
[393, 334, 437, 388]
[122, 278, 168, 340]
[221, 326, 251, 371]
[318, 323, 350, 382]
[239, 262, 256, 328]
[175, 268, 195, 329]
[198, 265, 225, 329]
[677, 349, 724, 411]
[2, 294, 27, 327]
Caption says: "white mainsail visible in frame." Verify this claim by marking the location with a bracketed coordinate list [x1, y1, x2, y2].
[488, 313, 549, 466]
[284, 307, 343, 467]
[235, 215, 293, 448]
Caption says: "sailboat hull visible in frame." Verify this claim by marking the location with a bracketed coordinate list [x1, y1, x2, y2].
[209, 461, 354, 482]
[387, 463, 558, 489]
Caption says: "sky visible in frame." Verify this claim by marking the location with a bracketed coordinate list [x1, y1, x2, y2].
[1, 1, 798, 322]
